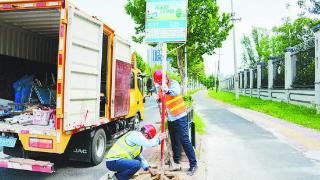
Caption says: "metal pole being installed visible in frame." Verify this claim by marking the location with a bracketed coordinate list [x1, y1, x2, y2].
[160, 43, 167, 169]
[184, 46, 188, 95]
[231, 0, 240, 100]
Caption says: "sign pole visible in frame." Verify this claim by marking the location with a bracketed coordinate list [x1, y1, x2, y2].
[145, 0, 188, 172]
[160, 42, 167, 170]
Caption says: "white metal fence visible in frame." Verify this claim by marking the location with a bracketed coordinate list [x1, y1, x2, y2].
[220, 24, 320, 111]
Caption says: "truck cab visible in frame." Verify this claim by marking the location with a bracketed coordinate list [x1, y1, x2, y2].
[127, 68, 145, 130]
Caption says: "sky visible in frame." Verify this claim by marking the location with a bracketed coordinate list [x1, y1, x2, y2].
[71, 0, 302, 77]
[69, 0, 148, 58]
[205, 0, 301, 77]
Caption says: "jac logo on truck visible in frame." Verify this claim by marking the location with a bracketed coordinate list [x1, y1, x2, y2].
[73, 148, 88, 154]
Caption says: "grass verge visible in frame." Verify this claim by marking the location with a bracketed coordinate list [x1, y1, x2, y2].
[194, 112, 206, 135]
[184, 89, 201, 107]
[183, 89, 206, 135]
[208, 90, 320, 131]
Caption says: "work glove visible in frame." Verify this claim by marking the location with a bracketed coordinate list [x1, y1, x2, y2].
[159, 132, 168, 141]
[162, 84, 169, 93]
[148, 167, 157, 176]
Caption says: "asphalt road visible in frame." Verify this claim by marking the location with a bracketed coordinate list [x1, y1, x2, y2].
[0, 96, 160, 180]
[193, 91, 320, 180]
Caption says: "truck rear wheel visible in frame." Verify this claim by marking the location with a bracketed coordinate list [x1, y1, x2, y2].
[91, 129, 107, 165]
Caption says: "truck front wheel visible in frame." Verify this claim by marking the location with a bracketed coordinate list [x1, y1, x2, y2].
[91, 129, 107, 165]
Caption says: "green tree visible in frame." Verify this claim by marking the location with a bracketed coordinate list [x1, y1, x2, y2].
[240, 17, 319, 67]
[200, 75, 217, 89]
[297, 0, 320, 15]
[271, 17, 319, 56]
[125, 0, 232, 93]
[251, 27, 271, 62]
[133, 51, 148, 73]
[241, 35, 256, 67]
[241, 27, 271, 67]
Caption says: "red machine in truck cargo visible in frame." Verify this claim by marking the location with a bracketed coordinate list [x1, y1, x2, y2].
[0, 0, 145, 173]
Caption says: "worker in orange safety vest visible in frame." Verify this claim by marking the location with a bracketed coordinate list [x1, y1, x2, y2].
[153, 70, 198, 176]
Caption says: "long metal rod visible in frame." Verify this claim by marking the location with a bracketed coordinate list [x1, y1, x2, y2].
[161, 43, 167, 170]
[184, 46, 188, 95]
[231, 0, 240, 100]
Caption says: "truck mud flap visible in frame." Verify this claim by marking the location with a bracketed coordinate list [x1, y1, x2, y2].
[0, 156, 54, 173]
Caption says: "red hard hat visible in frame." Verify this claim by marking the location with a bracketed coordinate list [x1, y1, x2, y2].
[142, 124, 157, 139]
[153, 70, 168, 85]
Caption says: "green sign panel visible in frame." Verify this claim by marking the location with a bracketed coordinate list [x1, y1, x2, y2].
[145, 0, 188, 43]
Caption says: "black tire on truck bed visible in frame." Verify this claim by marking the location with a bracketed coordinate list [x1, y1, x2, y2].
[91, 128, 107, 165]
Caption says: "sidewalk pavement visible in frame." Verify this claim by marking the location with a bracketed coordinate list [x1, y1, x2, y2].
[192, 90, 320, 180]
[207, 96, 320, 164]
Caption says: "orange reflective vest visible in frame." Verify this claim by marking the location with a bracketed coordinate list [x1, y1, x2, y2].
[158, 82, 187, 117]
[165, 94, 187, 117]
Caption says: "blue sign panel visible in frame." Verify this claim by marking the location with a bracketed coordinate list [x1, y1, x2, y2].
[145, 0, 188, 43]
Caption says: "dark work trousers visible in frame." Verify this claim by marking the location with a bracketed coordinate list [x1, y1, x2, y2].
[168, 115, 197, 168]
[106, 157, 142, 180]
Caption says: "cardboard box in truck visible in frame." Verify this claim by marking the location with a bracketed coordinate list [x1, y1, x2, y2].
[0, 0, 144, 173]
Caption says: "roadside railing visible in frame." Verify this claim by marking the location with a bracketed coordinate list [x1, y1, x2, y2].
[219, 23, 320, 111]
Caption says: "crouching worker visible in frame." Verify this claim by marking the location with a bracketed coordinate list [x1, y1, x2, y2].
[105, 124, 167, 180]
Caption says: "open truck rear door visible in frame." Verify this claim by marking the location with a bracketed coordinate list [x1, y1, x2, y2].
[110, 36, 131, 118]
[64, 4, 104, 131]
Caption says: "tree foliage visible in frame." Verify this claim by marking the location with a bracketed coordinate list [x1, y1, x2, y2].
[134, 51, 147, 73]
[271, 17, 318, 55]
[241, 27, 271, 67]
[125, 0, 232, 92]
[252, 27, 271, 62]
[240, 17, 319, 67]
[241, 35, 256, 67]
[297, 0, 320, 15]
[199, 75, 217, 89]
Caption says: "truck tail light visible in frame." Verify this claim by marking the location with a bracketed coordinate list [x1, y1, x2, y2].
[61, 0, 65, 8]
[2, 4, 13, 9]
[59, 25, 65, 37]
[36, 2, 46, 7]
[55, 118, 61, 130]
[58, 54, 63, 65]
[57, 83, 62, 94]
[29, 138, 53, 149]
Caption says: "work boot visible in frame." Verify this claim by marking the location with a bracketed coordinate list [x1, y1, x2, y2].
[111, 174, 118, 180]
[106, 171, 117, 180]
[186, 165, 198, 176]
[169, 161, 181, 171]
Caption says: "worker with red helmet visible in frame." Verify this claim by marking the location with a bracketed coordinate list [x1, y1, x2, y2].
[153, 70, 198, 176]
[105, 124, 167, 180]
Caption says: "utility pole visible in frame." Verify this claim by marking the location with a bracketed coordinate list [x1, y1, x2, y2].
[212, 65, 215, 90]
[231, 0, 241, 100]
[215, 49, 221, 92]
